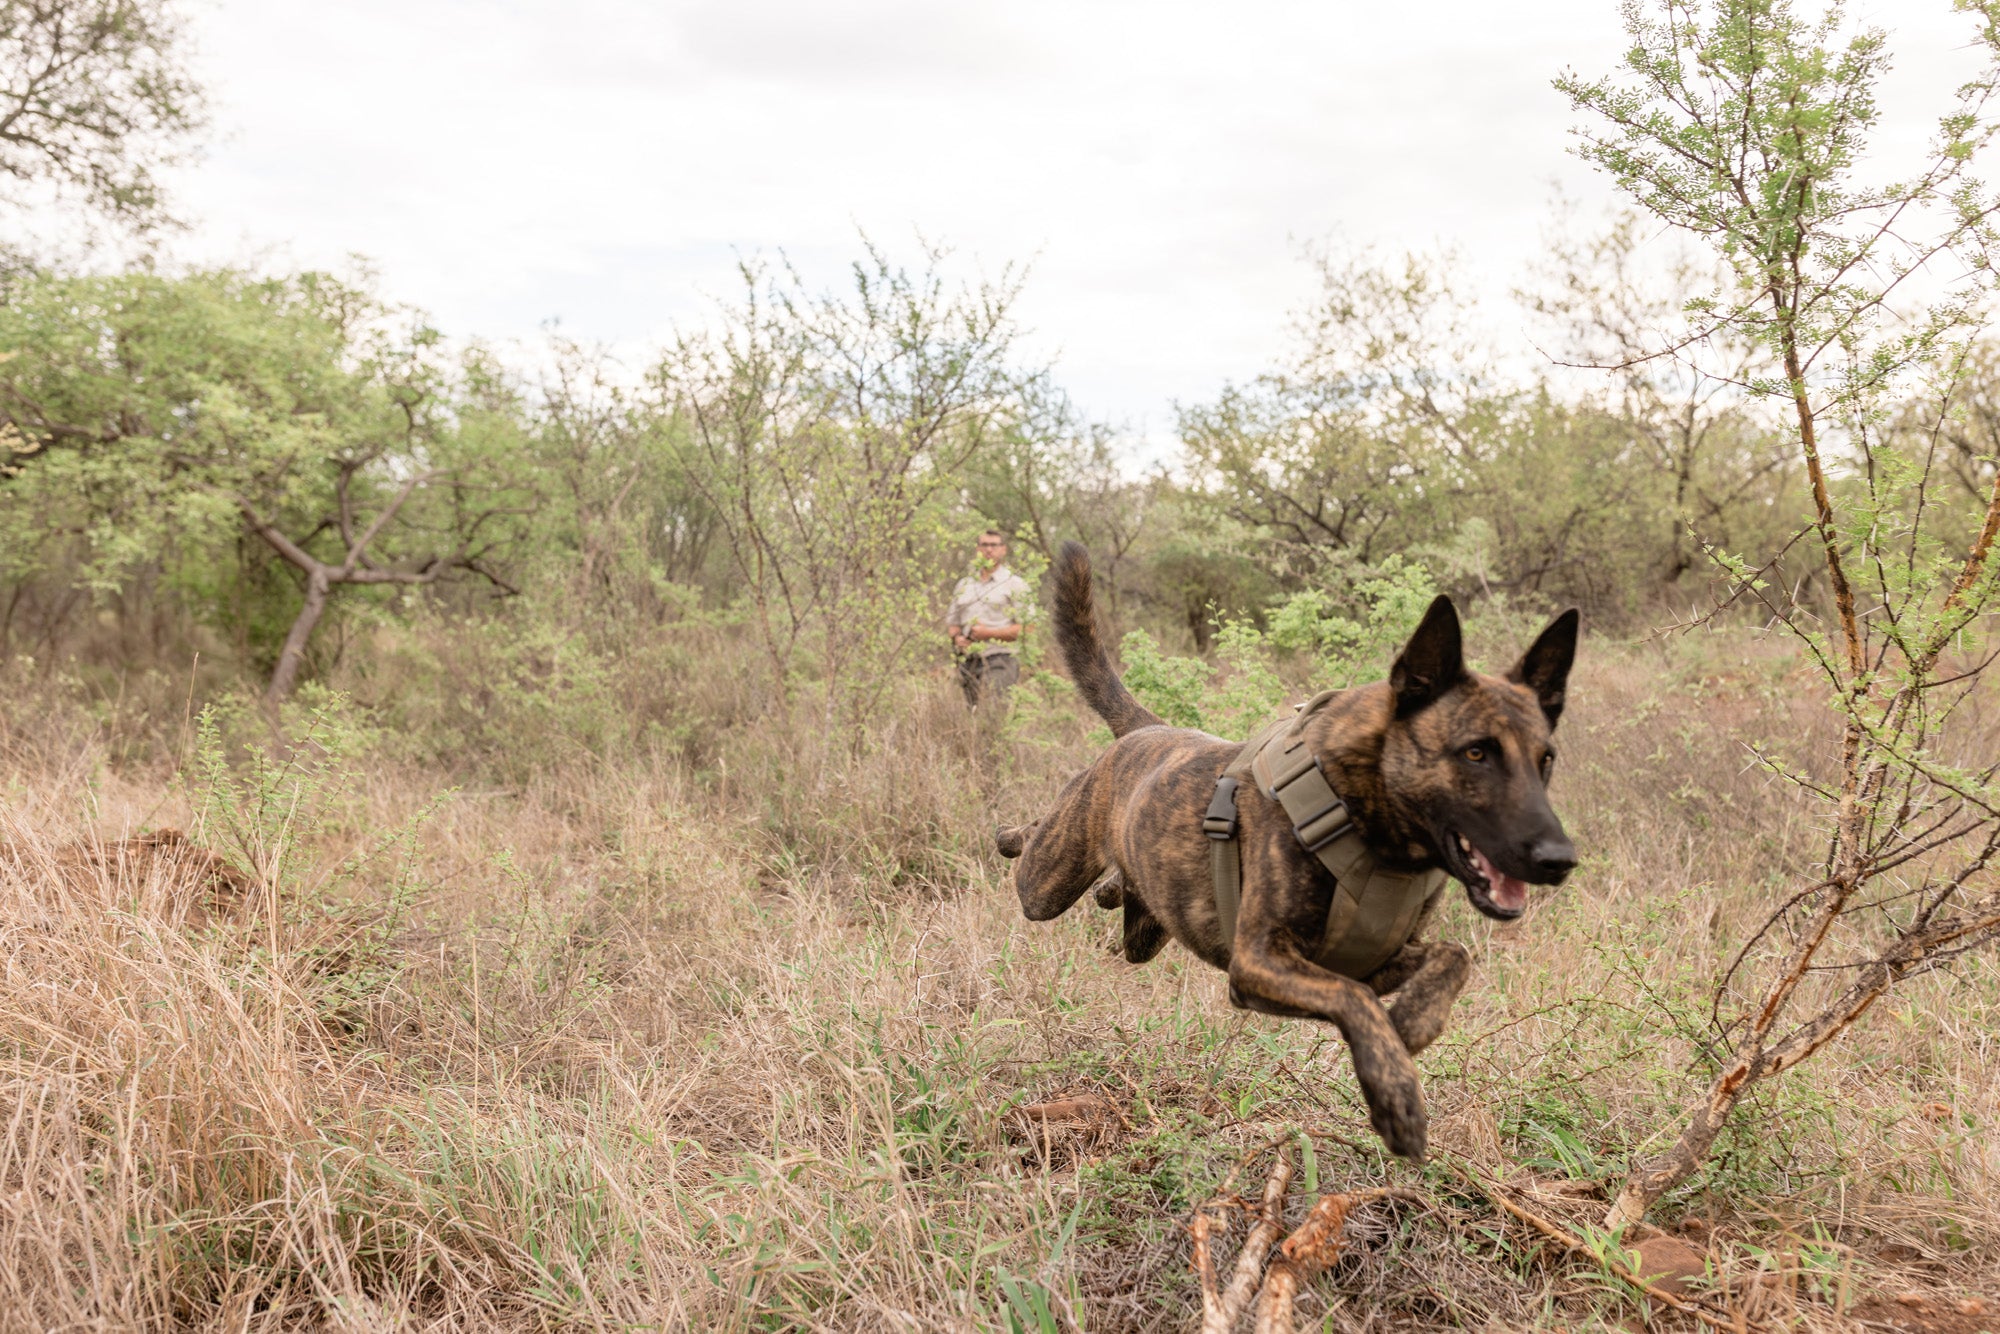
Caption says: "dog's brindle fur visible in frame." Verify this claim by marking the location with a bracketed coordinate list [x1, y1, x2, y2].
[998, 543, 1580, 1159]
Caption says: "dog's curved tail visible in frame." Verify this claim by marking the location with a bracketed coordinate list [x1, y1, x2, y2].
[1052, 540, 1163, 738]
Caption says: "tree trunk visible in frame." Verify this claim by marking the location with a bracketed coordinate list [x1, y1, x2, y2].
[265, 568, 330, 707]
[1605, 318, 1878, 1231]
[1604, 1057, 1757, 1228]
[1781, 331, 1862, 677]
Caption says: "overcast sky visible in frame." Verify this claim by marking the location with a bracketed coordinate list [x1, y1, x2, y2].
[162, 0, 1977, 443]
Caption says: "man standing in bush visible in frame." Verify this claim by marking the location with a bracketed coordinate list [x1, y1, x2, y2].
[946, 529, 1029, 706]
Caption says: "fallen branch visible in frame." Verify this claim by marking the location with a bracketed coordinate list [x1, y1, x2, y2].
[1196, 1148, 1294, 1334]
[1435, 1151, 1755, 1333]
[1252, 1191, 1353, 1334]
[1192, 1145, 1420, 1334]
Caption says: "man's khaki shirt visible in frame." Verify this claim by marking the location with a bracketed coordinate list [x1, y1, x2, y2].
[947, 564, 1032, 658]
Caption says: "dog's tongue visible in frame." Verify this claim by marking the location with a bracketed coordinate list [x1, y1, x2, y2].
[1470, 845, 1529, 913]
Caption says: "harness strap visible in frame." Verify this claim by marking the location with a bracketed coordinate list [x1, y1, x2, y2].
[1202, 777, 1241, 943]
[1205, 697, 1446, 979]
[1206, 709, 1297, 945]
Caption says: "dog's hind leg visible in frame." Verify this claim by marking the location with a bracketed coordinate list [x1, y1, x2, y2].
[1366, 940, 1472, 1056]
[996, 822, 1037, 859]
[1010, 767, 1109, 923]
[1122, 892, 1168, 963]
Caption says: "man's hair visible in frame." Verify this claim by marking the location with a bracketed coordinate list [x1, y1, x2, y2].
[980, 528, 1008, 543]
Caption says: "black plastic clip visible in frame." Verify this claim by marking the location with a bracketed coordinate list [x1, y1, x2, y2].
[1202, 775, 1239, 840]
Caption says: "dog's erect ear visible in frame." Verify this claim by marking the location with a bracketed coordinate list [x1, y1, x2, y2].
[1391, 595, 1466, 716]
[1507, 608, 1580, 726]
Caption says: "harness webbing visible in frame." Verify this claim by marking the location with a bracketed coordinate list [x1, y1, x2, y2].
[1204, 697, 1447, 980]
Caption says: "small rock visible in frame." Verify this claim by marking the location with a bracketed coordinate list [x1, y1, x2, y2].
[1628, 1236, 1708, 1298]
[1899, 1292, 1932, 1310]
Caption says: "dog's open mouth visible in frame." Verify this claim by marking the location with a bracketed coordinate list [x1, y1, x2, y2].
[1452, 833, 1529, 919]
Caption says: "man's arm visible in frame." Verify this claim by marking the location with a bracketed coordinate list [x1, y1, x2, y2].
[972, 575, 1030, 647]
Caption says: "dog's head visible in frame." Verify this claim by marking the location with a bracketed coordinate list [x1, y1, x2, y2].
[1371, 596, 1580, 921]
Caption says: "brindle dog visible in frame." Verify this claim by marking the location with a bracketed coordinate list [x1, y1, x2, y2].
[997, 543, 1580, 1159]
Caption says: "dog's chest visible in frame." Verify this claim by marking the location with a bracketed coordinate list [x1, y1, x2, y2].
[1305, 857, 1449, 979]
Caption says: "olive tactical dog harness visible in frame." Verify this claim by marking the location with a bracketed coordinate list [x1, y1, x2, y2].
[1203, 693, 1448, 979]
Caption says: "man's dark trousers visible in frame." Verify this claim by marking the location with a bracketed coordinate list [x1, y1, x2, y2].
[958, 652, 1020, 706]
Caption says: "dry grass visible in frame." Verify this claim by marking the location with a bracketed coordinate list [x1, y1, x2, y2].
[0, 628, 1994, 1331]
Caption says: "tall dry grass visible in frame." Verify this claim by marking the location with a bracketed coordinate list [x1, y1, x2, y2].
[0, 628, 1994, 1331]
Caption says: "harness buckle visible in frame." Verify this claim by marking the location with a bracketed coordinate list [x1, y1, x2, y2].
[1270, 754, 1354, 851]
[1202, 776, 1239, 840]
[1266, 744, 1320, 790]
[1295, 804, 1355, 852]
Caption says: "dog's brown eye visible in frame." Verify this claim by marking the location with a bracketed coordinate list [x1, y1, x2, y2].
[1463, 744, 1487, 763]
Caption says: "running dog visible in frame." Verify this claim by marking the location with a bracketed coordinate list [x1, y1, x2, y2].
[997, 543, 1580, 1158]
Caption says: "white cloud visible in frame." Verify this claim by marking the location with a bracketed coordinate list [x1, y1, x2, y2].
[162, 0, 1984, 446]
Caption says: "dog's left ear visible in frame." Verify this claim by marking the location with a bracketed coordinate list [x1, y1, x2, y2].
[1391, 595, 1466, 716]
[1508, 608, 1580, 726]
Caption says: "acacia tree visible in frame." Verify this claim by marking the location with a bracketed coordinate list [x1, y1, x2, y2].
[1184, 242, 1790, 617]
[0, 0, 205, 224]
[0, 270, 533, 703]
[1524, 208, 1796, 581]
[1181, 249, 1491, 581]
[531, 337, 721, 616]
[960, 390, 1164, 622]
[1559, 0, 2000, 1227]
[233, 332, 533, 704]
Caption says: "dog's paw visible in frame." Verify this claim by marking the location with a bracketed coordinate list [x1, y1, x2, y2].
[1092, 869, 1124, 909]
[1365, 1079, 1429, 1161]
[1123, 908, 1169, 963]
[995, 823, 1033, 859]
[1385, 943, 1471, 1057]
[1389, 995, 1454, 1057]
[1350, 1041, 1429, 1160]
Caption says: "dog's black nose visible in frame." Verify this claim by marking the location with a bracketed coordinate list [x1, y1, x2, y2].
[1529, 836, 1577, 882]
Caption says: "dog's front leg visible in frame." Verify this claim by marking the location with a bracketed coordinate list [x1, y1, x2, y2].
[1228, 930, 1428, 1160]
[1366, 940, 1472, 1056]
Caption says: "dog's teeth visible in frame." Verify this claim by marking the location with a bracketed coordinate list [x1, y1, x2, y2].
[1456, 834, 1472, 854]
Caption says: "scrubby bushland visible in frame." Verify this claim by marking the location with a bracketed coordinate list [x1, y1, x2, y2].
[0, 218, 1826, 716]
[0, 612, 1994, 1329]
[0, 0, 1996, 1327]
